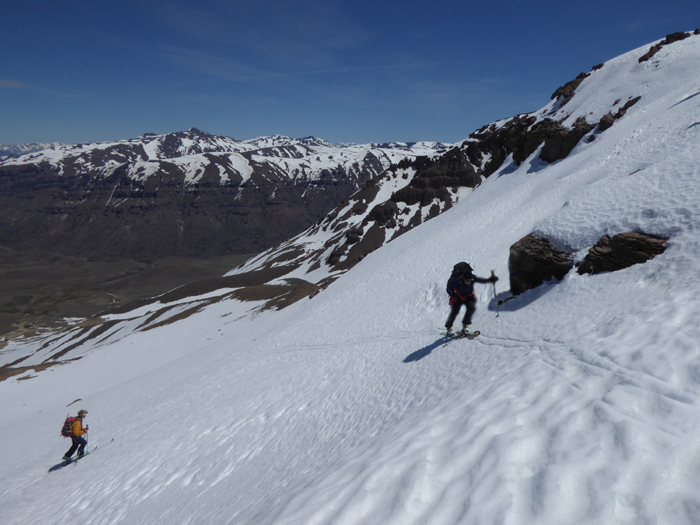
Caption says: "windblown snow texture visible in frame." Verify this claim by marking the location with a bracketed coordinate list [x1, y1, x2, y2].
[2, 33, 700, 525]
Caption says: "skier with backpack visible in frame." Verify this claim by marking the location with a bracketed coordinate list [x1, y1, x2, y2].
[445, 262, 498, 336]
[62, 410, 89, 461]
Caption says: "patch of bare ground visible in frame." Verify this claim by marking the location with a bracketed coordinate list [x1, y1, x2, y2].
[230, 278, 321, 310]
[261, 279, 322, 310]
[0, 248, 324, 381]
[0, 362, 54, 381]
[44, 320, 121, 362]
[139, 277, 321, 331]
[0, 357, 80, 382]
[151, 264, 299, 305]
[140, 304, 209, 331]
[0, 246, 256, 339]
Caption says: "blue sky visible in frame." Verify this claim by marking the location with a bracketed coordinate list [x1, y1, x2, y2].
[2, 1, 699, 145]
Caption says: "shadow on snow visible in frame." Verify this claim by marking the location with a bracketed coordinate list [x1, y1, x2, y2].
[403, 336, 455, 363]
[487, 279, 562, 313]
[48, 460, 74, 473]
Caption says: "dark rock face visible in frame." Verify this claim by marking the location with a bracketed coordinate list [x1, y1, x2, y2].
[0, 161, 356, 262]
[508, 234, 574, 295]
[508, 232, 667, 296]
[639, 44, 664, 63]
[577, 233, 667, 274]
[471, 115, 595, 172]
[664, 32, 691, 45]
[615, 96, 642, 118]
[367, 201, 400, 228]
[551, 72, 590, 106]
[540, 117, 596, 163]
[598, 113, 616, 131]
[392, 147, 481, 206]
[597, 96, 642, 132]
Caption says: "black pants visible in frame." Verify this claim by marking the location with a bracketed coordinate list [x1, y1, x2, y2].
[445, 298, 476, 328]
[65, 435, 87, 458]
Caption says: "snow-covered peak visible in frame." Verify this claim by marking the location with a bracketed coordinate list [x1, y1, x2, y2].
[0, 130, 447, 181]
[0, 142, 65, 157]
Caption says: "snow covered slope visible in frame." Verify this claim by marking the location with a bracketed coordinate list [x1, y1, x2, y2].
[2, 31, 700, 525]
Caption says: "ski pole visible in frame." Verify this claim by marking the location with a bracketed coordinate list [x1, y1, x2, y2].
[491, 270, 499, 318]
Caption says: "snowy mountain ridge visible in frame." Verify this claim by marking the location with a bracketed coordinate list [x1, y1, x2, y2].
[0, 142, 64, 158]
[0, 130, 446, 260]
[0, 129, 446, 185]
[2, 30, 700, 525]
[220, 32, 693, 291]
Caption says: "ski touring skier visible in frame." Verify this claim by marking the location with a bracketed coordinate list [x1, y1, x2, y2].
[63, 410, 89, 461]
[445, 262, 498, 336]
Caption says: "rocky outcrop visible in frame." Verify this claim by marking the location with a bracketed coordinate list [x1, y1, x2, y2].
[577, 233, 667, 274]
[508, 234, 574, 296]
[551, 72, 590, 107]
[392, 147, 480, 206]
[615, 96, 642, 118]
[470, 115, 596, 173]
[639, 32, 692, 63]
[508, 231, 668, 296]
[598, 113, 616, 132]
[597, 96, 642, 133]
[540, 117, 596, 163]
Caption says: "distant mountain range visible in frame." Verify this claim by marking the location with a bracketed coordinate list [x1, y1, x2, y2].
[3, 32, 693, 272]
[0, 130, 446, 261]
[0, 142, 64, 157]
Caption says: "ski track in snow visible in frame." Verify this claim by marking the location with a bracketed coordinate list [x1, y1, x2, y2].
[3, 35, 700, 525]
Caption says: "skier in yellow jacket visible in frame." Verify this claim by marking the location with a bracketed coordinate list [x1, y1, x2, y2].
[63, 410, 89, 461]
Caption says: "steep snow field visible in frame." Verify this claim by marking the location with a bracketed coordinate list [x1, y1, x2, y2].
[2, 36, 700, 524]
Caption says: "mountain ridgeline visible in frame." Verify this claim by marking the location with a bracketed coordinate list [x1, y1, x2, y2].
[230, 32, 699, 289]
[0, 131, 445, 261]
[2, 29, 698, 322]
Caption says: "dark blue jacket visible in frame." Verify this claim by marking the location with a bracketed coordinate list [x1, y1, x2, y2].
[447, 271, 490, 301]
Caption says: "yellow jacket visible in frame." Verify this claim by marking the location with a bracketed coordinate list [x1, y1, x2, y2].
[71, 419, 86, 437]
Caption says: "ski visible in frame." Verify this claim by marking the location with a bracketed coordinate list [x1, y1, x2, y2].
[50, 438, 115, 472]
[440, 331, 480, 338]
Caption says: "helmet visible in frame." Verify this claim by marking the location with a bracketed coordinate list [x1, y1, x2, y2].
[78, 410, 88, 417]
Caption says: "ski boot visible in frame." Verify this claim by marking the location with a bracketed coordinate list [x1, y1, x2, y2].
[461, 325, 480, 337]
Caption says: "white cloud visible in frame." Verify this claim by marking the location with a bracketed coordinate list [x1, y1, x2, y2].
[0, 79, 28, 89]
